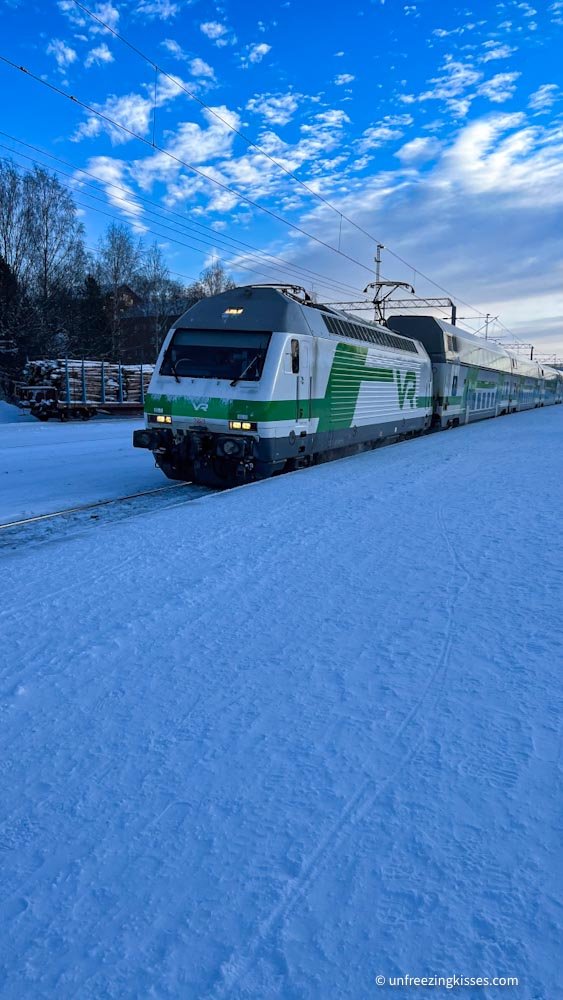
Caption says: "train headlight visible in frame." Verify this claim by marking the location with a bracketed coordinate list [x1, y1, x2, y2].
[154, 414, 172, 424]
[229, 420, 257, 431]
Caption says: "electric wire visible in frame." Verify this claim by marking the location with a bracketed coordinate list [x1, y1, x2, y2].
[1, 149, 371, 298]
[70, 0, 501, 322]
[0, 45, 529, 339]
[0, 54, 378, 279]
[0, 131, 369, 300]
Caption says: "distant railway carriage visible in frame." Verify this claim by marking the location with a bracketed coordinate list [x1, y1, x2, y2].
[133, 285, 562, 486]
[387, 315, 563, 428]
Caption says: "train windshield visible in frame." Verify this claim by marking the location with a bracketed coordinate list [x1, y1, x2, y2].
[160, 329, 271, 381]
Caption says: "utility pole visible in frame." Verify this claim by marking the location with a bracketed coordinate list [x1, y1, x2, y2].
[375, 244, 384, 284]
[485, 313, 491, 340]
[374, 244, 384, 321]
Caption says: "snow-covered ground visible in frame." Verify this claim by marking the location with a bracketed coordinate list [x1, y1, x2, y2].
[0, 407, 561, 998]
[0, 406, 163, 523]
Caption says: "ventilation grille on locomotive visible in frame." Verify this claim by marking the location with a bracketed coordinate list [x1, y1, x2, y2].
[322, 315, 417, 353]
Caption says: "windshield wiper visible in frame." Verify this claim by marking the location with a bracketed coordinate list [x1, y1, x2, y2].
[169, 358, 181, 383]
[230, 355, 259, 387]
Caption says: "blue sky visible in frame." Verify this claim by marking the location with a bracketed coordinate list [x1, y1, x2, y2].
[1, 0, 562, 352]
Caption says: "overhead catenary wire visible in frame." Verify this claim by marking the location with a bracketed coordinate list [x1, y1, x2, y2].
[0, 131, 369, 301]
[0, 145, 375, 300]
[71, 0, 356, 222]
[1, 157, 368, 301]
[69, 0, 500, 323]
[0, 47, 527, 341]
[0, 54, 379, 280]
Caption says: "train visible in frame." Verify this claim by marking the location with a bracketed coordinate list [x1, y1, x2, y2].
[133, 284, 563, 486]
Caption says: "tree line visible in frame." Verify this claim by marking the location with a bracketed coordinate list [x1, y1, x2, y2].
[0, 158, 236, 373]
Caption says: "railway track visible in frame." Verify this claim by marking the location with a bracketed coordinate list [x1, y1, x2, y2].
[0, 480, 216, 549]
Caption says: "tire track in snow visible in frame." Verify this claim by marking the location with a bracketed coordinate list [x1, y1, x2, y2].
[208, 507, 472, 999]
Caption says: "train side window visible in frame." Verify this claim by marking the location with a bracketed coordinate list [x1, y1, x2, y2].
[452, 375, 458, 397]
[291, 338, 300, 374]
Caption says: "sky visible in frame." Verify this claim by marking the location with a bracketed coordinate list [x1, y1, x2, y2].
[1, 0, 562, 355]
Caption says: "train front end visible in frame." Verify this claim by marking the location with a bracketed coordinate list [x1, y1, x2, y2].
[133, 286, 308, 487]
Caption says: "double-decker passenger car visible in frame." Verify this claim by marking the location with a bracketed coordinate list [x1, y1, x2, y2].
[387, 315, 563, 428]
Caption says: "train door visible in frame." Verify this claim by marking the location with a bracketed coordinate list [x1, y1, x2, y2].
[295, 339, 312, 427]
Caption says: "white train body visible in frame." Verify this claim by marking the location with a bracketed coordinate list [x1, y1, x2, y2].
[133, 286, 562, 485]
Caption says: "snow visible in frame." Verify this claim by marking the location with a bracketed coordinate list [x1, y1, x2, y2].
[0, 407, 561, 998]
[0, 416, 163, 523]
[0, 400, 37, 424]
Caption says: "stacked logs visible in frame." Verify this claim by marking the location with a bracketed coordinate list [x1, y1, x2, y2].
[20, 360, 154, 405]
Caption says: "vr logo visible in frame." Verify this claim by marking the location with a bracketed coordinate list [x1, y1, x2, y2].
[396, 371, 416, 409]
[189, 397, 209, 412]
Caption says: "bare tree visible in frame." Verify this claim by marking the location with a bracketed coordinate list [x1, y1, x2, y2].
[96, 223, 143, 356]
[0, 161, 33, 286]
[187, 260, 237, 302]
[0, 161, 87, 359]
[25, 167, 85, 304]
[137, 242, 185, 356]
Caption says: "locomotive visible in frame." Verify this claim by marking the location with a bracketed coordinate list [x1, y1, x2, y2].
[133, 284, 563, 486]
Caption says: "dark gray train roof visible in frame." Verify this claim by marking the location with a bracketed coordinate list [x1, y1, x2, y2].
[387, 315, 451, 355]
[387, 314, 511, 360]
[174, 285, 313, 335]
[174, 285, 420, 353]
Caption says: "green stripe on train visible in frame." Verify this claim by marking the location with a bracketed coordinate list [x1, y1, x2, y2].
[146, 343, 426, 426]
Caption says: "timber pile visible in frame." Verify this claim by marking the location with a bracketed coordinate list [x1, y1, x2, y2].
[122, 365, 153, 403]
[20, 360, 154, 405]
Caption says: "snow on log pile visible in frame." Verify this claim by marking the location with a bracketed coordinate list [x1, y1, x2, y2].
[20, 359, 153, 405]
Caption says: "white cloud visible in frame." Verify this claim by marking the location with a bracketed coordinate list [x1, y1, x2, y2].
[247, 43, 272, 64]
[478, 72, 520, 104]
[529, 84, 559, 112]
[81, 156, 145, 223]
[200, 21, 236, 47]
[395, 136, 442, 164]
[246, 92, 303, 126]
[160, 41, 215, 80]
[302, 109, 350, 130]
[89, 2, 119, 34]
[162, 38, 184, 58]
[285, 112, 563, 349]
[480, 44, 515, 62]
[72, 74, 189, 144]
[57, 1, 86, 26]
[79, 93, 154, 142]
[358, 124, 404, 153]
[84, 43, 114, 68]
[137, 0, 179, 18]
[385, 114, 414, 126]
[334, 73, 355, 86]
[334, 50, 345, 56]
[189, 58, 215, 80]
[200, 21, 227, 39]
[406, 57, 482, 117]
[47, 38, 78, 70]
[433, 26, 465, 38]
[400, 57, 518, 117]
